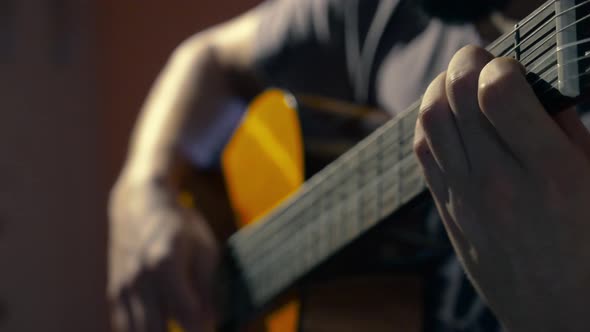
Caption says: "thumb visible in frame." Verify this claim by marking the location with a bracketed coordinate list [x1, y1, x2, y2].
[553, 107, 590, 159]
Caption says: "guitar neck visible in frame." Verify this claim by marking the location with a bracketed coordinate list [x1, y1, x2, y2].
[230, 98, 421, 302]
[221, 0, 590, 325]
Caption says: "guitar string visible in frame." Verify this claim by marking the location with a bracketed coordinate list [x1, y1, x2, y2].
[523, 1, 590, 68]
[231, 105, 418, 260]
[490, 1, 590, 75]
[242, 50, 590, 301]
[528, 52, 590, 86]
[234, 0, 583, 261]
[236, 0, 585, 256]
[236, 128, 411, 272]
[517, 1, 590, 69]
[230, 1, 590, 298]
[538, 61, 590, 97]
[237, 52, 584, 288]
[236, 48, 588, 292]
[490, 0, 589, 64]
[528, 37, 590, 90]
[252, 52, 587, 290]
[230, 1, 563, 254]
[232, 121, 416, 267]
[241, 80, 589, 298]
[485, 0, 588, 58]
[485, 0, 557, 52]
[239, 47, 581, 299]
[234, 121, 415, 282]
[244, 141, 421, 302]
[525, 33, 584, 73]
[232, 1, 544, 254]
[518, 12, 571, 70]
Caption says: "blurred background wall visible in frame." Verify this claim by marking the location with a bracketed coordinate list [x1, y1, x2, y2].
[1, 1, 259, 331]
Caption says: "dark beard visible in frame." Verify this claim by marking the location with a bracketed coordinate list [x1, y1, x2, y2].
[415, 0, 510, 23]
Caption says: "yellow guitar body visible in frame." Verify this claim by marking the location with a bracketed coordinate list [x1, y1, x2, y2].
[222, 89, 304, 332]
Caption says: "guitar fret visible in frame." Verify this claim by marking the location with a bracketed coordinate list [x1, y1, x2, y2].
[376, 131, 384, 227]
[486, 0, 556, 56]
[396, 107, 405, 219]
[516, 4, 555, 59]
[520, 17, 555, 64]
[525, 42, 558, 78]
[515, 23, 522, 60]
[522, 2, 555, 37]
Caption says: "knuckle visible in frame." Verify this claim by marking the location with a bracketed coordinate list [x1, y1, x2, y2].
[413, 134, 430, 159]
[420, 71, 449, 131]
[447, 68, 479, 98]
[422, 71, 447, 106]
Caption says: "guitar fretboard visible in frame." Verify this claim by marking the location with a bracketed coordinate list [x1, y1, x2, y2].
[230, 99, 420, 304]
[225, 0, 590, 313]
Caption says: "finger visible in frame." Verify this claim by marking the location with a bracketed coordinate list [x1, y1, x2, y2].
[131, 293, 148, 332]
[478, 57, 574, 169]
[120, 288, 141, 332]
[446, 46, 512, 169]
[137, 273, 167, 332]
[184, 210, 219, 316]
[439, 205, 473, 267]
[414, 117, 448, 200]
[414, 124, 471, 259]
[419, 71, 469, 180]
[112, 301, 130, 332]
[157, 258, 205, 332]
[553, 107, 590, 160]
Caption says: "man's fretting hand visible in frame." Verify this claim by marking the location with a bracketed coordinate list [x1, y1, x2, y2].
[414, 45, 590, 331]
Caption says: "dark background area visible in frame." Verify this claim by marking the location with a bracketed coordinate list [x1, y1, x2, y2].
[0, 1, 259, 331]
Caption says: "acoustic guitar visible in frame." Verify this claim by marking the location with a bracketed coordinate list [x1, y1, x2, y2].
[175, 0, 590, 330]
